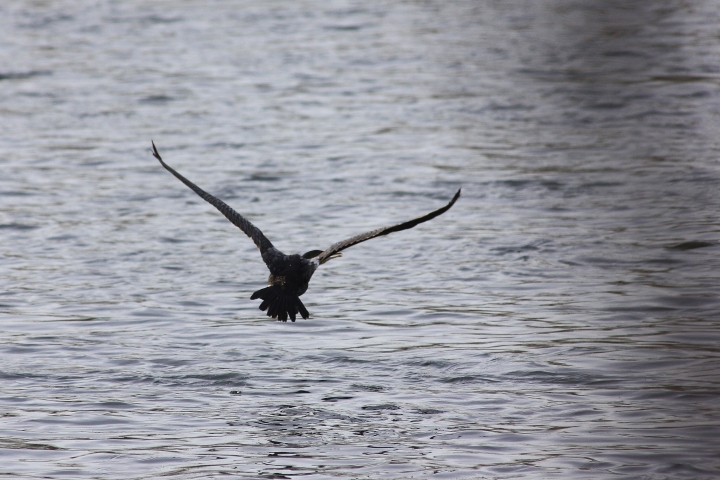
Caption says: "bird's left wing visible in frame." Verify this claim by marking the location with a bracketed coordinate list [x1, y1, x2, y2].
[152, 142, 274, 254]
[316, 188, 461, 264]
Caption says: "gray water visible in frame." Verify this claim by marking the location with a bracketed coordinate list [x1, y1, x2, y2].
[1, 1, 720, 478]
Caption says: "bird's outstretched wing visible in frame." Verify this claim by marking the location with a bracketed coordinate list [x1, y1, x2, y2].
[152, 141, 274, 254]
[316, 189, 461, 264]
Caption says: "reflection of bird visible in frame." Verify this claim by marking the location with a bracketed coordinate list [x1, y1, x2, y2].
[152, 142, 460, 322]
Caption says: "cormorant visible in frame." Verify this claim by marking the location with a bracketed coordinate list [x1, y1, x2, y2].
[152, 142, 460, 322]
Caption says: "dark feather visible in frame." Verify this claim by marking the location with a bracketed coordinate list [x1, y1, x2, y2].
[297, 297, 309, 320]
[152, 142, 275, 256]
[252, 285, 305, 322]
[250, 286, 272, 300]
[259, 296, 271, 311]
[278, 296, 288, 322]
[317, 189, 461, 264]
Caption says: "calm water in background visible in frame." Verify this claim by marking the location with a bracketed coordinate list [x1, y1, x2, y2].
[1, 1, 720, 478]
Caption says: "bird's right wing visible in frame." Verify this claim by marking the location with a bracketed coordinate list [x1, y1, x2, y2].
[316, 189, 461, 264]
[152, 142, 274, 255]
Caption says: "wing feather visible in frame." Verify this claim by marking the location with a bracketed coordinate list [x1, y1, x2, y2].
[152, 141, 274, 254]
[316, 189, 461, 264]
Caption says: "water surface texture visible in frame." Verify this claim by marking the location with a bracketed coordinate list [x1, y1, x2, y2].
[2, 1, 720, 478]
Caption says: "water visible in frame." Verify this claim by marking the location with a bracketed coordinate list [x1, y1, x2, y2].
[1, 0, 720, 478]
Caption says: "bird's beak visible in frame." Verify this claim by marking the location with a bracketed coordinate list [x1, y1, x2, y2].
[320, 253, 343, 265]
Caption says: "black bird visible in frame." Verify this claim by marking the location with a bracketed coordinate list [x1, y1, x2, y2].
[152, 142, 460, 322]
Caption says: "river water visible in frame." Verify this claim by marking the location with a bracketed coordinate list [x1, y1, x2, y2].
[1, 1, 720, 478]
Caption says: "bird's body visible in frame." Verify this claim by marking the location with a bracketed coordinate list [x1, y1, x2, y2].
[251, 252, 317, 321]
[152, 142, 460, 321]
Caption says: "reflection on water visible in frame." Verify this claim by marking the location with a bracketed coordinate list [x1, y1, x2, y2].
[1, 0, 719, 478]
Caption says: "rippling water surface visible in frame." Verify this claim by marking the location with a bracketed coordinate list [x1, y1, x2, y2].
[2, 1, 720, 478]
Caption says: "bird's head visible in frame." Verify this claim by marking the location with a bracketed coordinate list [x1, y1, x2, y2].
[303, 249, 343, 264]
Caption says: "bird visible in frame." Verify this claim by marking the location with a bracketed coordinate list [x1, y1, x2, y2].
[151, 141, 460, 322]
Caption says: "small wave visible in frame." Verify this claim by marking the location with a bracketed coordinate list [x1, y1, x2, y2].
[0, 70, 51, 80]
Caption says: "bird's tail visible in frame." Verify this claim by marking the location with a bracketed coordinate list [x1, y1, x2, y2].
[250, 286, 309, 322]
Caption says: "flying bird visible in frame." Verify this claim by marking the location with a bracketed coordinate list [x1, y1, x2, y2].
[151, 142, 460, 322]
